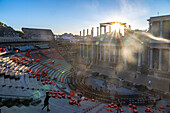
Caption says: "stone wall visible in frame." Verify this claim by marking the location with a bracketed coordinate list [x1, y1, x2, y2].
[162, 20, 170, 39]
[152, 21, 160, 37]
[22, 28, 54, 41]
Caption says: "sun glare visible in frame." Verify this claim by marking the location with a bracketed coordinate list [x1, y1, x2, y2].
[112, 23, 120, 32]
[111, 23, 124, 36]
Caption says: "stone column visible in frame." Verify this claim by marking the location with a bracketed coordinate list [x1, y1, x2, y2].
[104, 26, 106, 34]
[138, 47, 141, 67]
[149, 22, 151, 33]
[142, 49, 145, 65]
[92, 44, 93, 58]
[87, 29, 89, 37]
[149, 48, 153, 69]
[168, 49, 170, 72]
[83, 29, 85, 39]
[118, 47, 121, 62]
[87, 44, 88, 58]
[83, 44, 85, 57]
[91, 27, 94, 38]
[151, 22, 153, 34]
[100, 26, 102, 38]
[109, 26, 111, 33]
[114, 47, 116, 63]
[80, 31, 81, 37]
[97, 27, 99, 38]
[124, 47, 127, 66]
[158, 48, 162, 71]
[100, 44, 102, 61]
[148, 48, 150, 65]
[160, 20, 163, 37]
[97, 44, 98, 60]
[80, 44, 81, 57]
[104, 45, 106, 61]
[109, 45, 111, 62]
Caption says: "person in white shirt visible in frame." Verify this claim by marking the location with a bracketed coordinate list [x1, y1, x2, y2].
[148, 80, 151, 87]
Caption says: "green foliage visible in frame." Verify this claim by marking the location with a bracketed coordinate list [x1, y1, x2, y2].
[0, 22, 7, 27]
[15, 30, 24, 37]
[3, 24, 7, 27]
[15, 30, 24, 34]
[0, 21, 4, 26]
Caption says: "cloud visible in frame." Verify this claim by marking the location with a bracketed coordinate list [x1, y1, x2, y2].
[79, 0, 150, 35]
[86, 0, 149, 30]
[83, 0, 99, 10]
[120, 0, 148, 19]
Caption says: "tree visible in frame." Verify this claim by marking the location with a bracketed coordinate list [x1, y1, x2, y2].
[0, 22, 4, 26]
[3, 24, 7, 27]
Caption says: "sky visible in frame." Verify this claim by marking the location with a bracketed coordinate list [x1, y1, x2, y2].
[0, 0, 170, 35]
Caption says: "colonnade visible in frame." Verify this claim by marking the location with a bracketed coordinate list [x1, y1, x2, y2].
[80, 43, 170, 73]
[81, 27, 95, 38]
[149, 47, 170, 72]
[79, 43, 141, 67]
[149, 20, 163, 37]
[80, 26, 114, 38]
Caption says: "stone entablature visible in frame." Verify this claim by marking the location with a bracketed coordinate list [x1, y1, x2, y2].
[148, 15, 170, 39]
[148, 15, 170, 22]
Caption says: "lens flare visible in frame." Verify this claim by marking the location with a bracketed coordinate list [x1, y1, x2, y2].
[111, 23, 120, 33]
[33, 90, 41, 99]
[142, 32, 170, 43]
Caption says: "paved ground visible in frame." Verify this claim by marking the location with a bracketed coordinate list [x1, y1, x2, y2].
[85, 65, 170, 113]
[85, 76, 139, 96]
[90, 64, 170, 93]
[98, 101, 170, 113]
[85, 76, 170, 113]
[1, 96, 100, 113]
